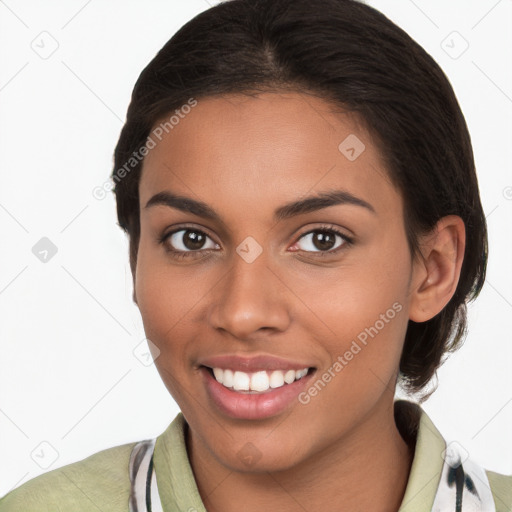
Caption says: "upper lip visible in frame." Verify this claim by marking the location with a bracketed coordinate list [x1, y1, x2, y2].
[199, 354, 315, 372]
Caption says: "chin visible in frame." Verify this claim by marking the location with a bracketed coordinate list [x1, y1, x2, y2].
[220, 447, 306, 474]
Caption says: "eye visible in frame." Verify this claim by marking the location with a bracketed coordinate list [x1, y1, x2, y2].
[159, 227, 219, 259]
[159, 223, 353, 260]
[293, 224, 353, 257]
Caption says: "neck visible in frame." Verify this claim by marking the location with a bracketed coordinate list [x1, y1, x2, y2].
[187, 398, 414, 512]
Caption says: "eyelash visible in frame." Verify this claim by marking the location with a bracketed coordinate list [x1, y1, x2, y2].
[157, 224, 354, 260]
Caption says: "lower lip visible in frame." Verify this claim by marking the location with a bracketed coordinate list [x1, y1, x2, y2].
[201, 367, 315, 420]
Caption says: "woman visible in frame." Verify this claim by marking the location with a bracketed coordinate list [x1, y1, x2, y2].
[1, 0, 510, 510]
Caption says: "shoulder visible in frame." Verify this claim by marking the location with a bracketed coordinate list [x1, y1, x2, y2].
[0, 440, 138, 512]
[486, 469, 512, 511]
[395, 400, 512, 511]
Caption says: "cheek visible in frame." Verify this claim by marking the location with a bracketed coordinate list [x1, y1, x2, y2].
[297, 240, 410, 332]
[293, 234, 411, 379]
[134, 242, 191, 352]
[134, 252, 195, 404]
[341, 243, 411, 377]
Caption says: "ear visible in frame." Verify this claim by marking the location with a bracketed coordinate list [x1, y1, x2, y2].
[409, 215, 466, 323]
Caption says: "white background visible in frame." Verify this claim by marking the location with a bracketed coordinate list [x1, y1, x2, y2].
[0, 0, 511, 497]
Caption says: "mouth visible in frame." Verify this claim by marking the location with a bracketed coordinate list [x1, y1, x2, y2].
[202, 365, 314, 393]
[200, 364, 317, 420]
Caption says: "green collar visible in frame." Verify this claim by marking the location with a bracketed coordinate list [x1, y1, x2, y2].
[152, 400, 446, 512]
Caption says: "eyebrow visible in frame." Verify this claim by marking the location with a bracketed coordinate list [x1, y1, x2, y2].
[144, 189, 376, 223]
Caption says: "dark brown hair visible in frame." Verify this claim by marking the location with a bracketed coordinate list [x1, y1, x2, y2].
[111, 0, 487, 400]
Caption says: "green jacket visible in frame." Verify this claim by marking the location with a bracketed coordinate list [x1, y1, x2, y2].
[1, 400, 510, 511]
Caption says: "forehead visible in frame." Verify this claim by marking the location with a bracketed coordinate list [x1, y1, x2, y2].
[139, 91, 401, 218]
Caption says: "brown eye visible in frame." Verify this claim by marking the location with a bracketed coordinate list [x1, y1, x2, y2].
[163, 228, 219, 254]
[295, 226, 353, 256]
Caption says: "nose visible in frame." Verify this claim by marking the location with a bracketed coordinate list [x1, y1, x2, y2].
[208, 250, 291, 340]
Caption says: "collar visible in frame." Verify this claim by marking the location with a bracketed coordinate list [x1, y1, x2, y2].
[395, 398, 446, 510]
[146, 400, 495, 512]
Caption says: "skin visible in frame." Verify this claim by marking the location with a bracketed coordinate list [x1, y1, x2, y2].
[133, 91, 466, 511]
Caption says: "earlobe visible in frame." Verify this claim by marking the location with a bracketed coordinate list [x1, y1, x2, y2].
[409, 215, 466, 323]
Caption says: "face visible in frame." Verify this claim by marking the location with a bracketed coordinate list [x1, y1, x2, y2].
[135, 91, 416, 472]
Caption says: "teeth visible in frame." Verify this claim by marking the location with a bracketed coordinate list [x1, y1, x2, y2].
[223, 369, 234, 388]
[284, 370, 295, 384]
[251, 371, 269, 392]
[213, 368, 224, 383]
[269, 370, 284, 388]
[296, 368, 308, 379]
[233, 371, 250, 391]
[210, 367, 310, 392]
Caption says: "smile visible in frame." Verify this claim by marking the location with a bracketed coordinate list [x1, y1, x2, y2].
[209, 367, 310, 393]
[200, 365, 316, 420]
